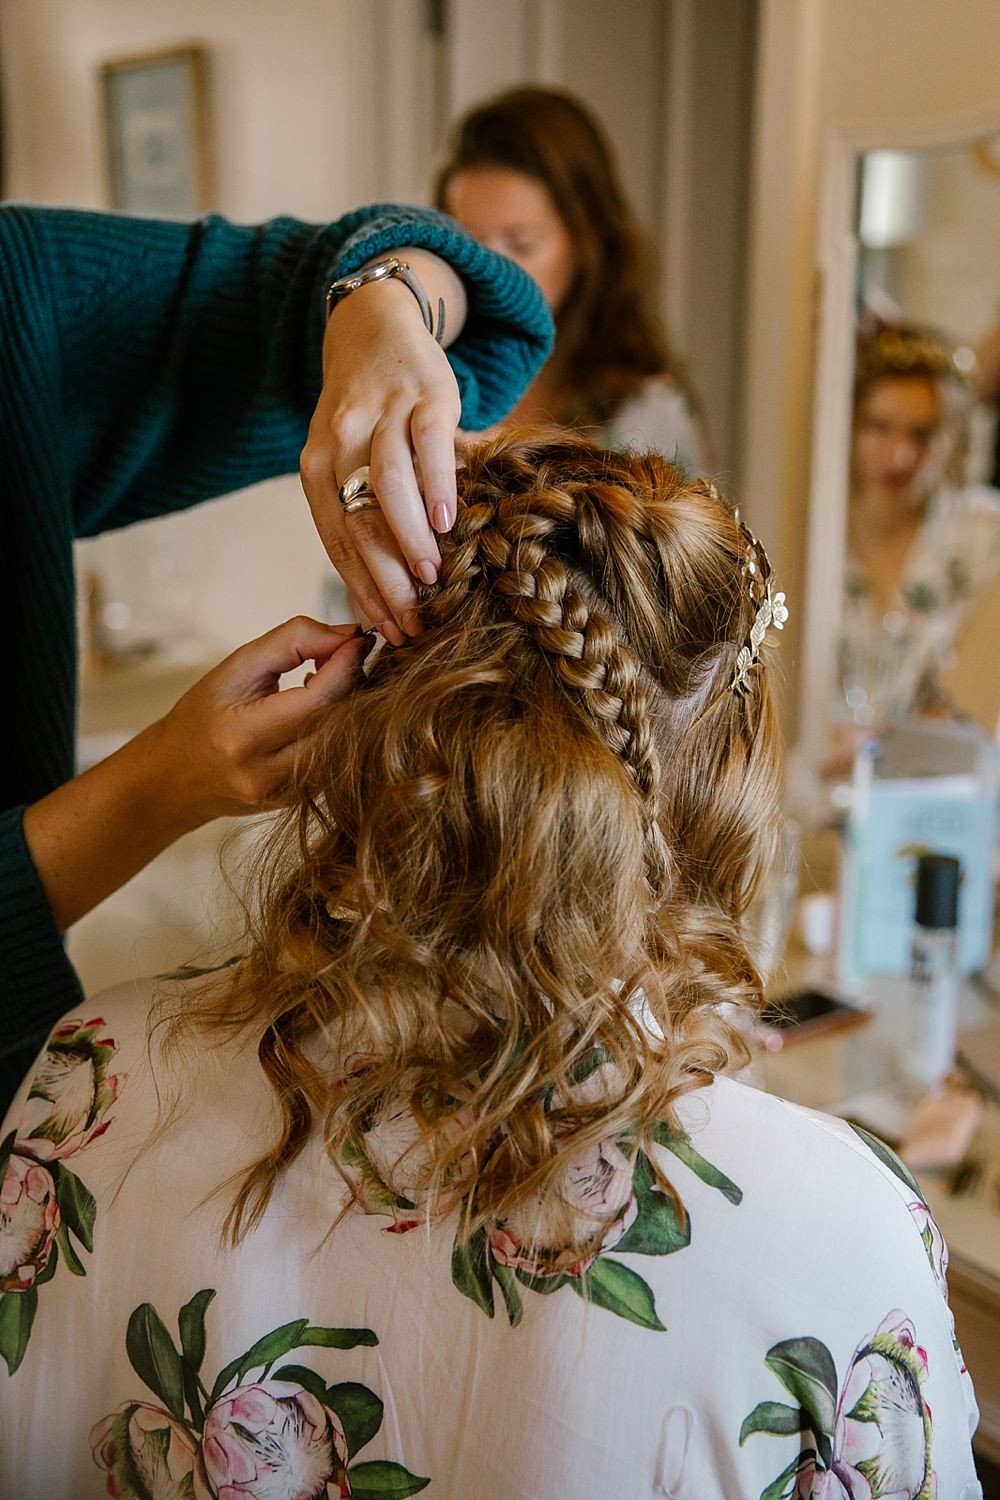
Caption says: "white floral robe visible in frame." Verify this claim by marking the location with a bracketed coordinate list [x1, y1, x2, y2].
[838, 482, 1000, 728]
[0, 975, 983, 1500]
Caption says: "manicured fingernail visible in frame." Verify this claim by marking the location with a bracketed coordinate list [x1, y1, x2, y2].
[415, 558, 438, 586]
[402, 609, 422, 638]
[380, 619, 405, 647]
[433, 503, 453, 533]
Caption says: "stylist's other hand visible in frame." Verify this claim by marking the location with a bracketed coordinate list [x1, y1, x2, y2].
[23, 618, 368, 934]
[300, 249, 466, 646]
[153, 617, 367, 822]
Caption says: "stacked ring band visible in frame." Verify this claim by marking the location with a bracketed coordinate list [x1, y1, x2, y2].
[338, 465, 380, 516]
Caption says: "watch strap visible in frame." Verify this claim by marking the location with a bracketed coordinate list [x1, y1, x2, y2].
[324, 256, 446, 344]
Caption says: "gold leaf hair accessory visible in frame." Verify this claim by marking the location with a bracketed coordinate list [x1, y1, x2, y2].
[690, 517, 787, 729]
[854, 323, 964, 390]
[731, 527, 787, 696]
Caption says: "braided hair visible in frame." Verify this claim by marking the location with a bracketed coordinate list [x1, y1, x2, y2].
[172, 431, 781, 1244]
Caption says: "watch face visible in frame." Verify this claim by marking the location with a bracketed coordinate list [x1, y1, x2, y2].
[328, 258, 400, 301]
[327, 259, 394, 318]
[353, 259, 398, 286]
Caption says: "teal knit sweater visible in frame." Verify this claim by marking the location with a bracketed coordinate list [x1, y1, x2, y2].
[0, 203, 552, 1101]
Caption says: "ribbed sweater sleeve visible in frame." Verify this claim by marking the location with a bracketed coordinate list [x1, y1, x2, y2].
[3, 204, 551, 536]
[0, 808, 80, 1003]
[0, 809, 81, 1095]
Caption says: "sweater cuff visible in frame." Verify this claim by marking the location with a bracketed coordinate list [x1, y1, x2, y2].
[0, 808, 83, 1062]
[316, 206, 554, 431]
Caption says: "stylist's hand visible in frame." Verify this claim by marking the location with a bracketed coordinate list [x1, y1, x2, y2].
[24, 617, 369, 933]
[152, 616, 369, 822]
[300, 249, 467, 646]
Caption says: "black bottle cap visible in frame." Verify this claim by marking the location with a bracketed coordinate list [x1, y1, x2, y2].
[914, 853, 961, 930]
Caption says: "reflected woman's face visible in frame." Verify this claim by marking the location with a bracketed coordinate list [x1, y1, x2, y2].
[443, 166, 576, 312]
[851, 375, 948, 512]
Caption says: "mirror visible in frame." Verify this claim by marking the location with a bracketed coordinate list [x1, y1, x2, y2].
[799, 115, 1000, 792]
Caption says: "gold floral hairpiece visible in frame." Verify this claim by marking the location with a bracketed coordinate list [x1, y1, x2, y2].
[731, 528, 788, 696]
[855, 325, 963, 388]
[690, 515, 787, 729]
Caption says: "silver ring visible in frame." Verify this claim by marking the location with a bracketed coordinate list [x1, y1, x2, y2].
[338, 465, 379, 512]
[341, 493, 380, 517]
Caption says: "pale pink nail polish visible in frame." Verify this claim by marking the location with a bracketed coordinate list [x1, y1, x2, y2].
[380, 619, 405, 647]
[433, 503, 453, 533]
[415, 559, 438, 586]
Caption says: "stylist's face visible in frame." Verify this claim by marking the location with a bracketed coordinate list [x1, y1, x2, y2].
[444, 167, 576, 312]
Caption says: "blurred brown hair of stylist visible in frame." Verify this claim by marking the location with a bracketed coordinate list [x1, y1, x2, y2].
[437, 86, 704, 471]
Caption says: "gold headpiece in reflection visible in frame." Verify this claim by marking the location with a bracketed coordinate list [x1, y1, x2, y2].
[855, 323, 963, 390]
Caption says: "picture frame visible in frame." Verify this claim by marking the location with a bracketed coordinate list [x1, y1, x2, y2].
[99, 45, 211, 218]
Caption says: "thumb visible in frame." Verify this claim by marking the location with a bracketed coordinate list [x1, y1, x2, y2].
[224, 617, 362, 701]
[238, 631, 369, 754]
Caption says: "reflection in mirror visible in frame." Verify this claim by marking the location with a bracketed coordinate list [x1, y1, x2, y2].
[828, 140, 1000, 778]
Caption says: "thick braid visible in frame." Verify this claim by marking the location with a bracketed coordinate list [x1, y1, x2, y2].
[496, 546, 660, 810]
[434, 486, 662, 833]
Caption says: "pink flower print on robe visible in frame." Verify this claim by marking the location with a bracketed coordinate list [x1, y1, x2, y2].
[0, 1152, 59, 1292]
[829, 1312, 934, 1500]
[745, 1310, 936, 1500]
[16, 1016, 122, 1163]
[489, 1137, 639, 1279]
[907, 1201, 948, 1297]
[90, 1400, 198, 1500]
[338, 1076, 475, 1231]
[194, 1380, 350, 1499]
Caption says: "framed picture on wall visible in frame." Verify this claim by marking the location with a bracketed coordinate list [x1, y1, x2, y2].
[100, 45, 211, 218]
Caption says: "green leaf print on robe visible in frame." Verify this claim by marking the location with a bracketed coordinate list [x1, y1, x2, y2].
[339, 1088, 742, 1333]
[0, 1016, 122, 1375]
[848, 1123, 970, 1371]
[91, 1289, 429, 1499]
[467, 1125, 741, 1330]
[740, 1311, 936, 1499]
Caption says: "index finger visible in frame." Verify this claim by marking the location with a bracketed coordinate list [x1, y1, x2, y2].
[238, 631, 370, 753]
[226, 618, 362, 700]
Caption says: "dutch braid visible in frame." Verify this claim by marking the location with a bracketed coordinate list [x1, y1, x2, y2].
[432, 487, 661, 817]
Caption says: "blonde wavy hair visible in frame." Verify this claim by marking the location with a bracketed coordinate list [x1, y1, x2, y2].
[854, 320, 972, 487]
[176, 431, 781, 1249]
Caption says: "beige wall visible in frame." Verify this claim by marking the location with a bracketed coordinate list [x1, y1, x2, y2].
[676, 0, 755, 481]
[2, 0, 384, 219]
[743, 0, 1000, 732]
[892, 147, 1000, 351]
[2, 0, 391, 656]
